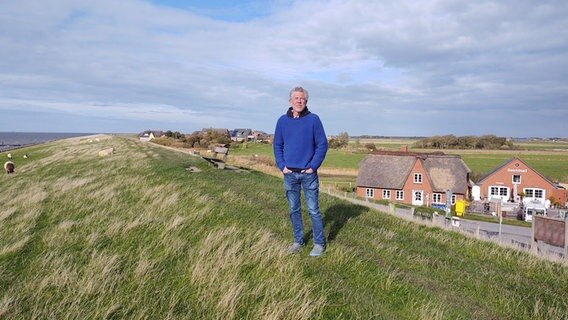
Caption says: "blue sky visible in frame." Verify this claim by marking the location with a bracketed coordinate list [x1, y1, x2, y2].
[1, 0, 567, 137]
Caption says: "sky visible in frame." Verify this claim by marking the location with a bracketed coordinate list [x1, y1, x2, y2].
[1, 0, 567, 137]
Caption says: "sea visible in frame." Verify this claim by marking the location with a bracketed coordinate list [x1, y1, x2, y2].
[0, 132, 97, 152]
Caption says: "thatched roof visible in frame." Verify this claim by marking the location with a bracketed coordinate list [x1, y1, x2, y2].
[356, 155, 415, 189]
[356, 154, 471, 194]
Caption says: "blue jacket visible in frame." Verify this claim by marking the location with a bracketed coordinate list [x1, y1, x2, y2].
[273, 107, 328, 171]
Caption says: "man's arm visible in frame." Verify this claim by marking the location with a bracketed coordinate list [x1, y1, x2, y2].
[273, 119, 286, 171]
[309, 115, 328, 171]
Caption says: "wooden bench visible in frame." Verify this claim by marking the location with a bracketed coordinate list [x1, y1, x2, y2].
[202, 146, 229, 169]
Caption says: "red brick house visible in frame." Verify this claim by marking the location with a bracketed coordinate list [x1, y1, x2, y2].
[356, 152, 472, 207]
[475, 157, 567, 207]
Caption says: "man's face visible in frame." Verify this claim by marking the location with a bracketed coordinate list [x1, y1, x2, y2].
[289, 91, 307, 114]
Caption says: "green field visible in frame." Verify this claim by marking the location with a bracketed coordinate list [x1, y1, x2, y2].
[231, 140, 568, 183]
[457, 153, 568, 182]
[1, 136, 567, 319]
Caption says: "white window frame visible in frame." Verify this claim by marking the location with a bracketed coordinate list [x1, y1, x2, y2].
[382, 190, 391, 199]
[512, 175, 521, 184]
[489, 186, 509, 202]
[432, 193, 442, 204]
[396, 190, 404, 200]
[414, 173, 422, 183]
[524, 188, 544, 200]
[365, 188, 374, 198]
[451, 195, 456, 205]
[490, 186, 508, 197]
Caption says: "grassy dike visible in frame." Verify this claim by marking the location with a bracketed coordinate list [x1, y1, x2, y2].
[1, 135, 567, 319]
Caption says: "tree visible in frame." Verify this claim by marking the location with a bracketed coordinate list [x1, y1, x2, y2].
[337, 132, 349, 147]
[329, 132, 350, 149]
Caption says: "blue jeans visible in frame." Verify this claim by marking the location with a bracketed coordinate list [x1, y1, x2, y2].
[283, 172, 325, 246]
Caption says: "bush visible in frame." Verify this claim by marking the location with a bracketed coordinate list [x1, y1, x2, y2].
[364, 143, 376, 151]
[413, 206, 443, 220]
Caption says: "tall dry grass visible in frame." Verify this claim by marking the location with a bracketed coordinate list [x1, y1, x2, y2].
[1, 135, 567, 319]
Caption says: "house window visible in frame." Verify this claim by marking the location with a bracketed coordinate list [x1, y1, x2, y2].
[383, 190, 391, 199]
[490, 186, 509, 197]
[414, 173, 422, 183]
[512, 175, 521, 184]
[396, 191, 404, 200]
[366, 188, 374, 198]
[432, 193, 442, 204]
[524, 188, 544, 200]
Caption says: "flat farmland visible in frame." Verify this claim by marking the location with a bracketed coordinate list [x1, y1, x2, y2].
[230, 139, 568, 184]
[444, 150, 568, 182]
[350, 137, 418, 151]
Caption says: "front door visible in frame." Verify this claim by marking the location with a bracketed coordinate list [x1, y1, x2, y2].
[412, 190, 424, 206]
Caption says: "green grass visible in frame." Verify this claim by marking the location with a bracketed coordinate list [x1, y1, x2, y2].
[462, 213, 531, 227]
[514, 140, 568, 151]
[1, 135, 568, 319]
[231, 143, 367, 169]
[322, 149, 367, 169]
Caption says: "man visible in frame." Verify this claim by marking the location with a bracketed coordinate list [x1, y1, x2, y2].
[273, 86, 328, 257]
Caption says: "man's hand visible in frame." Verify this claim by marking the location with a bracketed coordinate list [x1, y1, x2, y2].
[282, 166, 292, 174]
[301, 168, 314, 174]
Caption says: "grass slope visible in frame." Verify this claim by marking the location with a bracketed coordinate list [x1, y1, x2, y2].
[1, 136, 567, 319]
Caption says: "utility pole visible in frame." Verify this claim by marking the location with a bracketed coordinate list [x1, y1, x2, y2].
[445, 189, 452, 227]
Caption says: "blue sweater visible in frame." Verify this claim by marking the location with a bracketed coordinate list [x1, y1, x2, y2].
[273, 107, 328, 171]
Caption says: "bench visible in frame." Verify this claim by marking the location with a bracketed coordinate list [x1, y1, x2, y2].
[202, 146, 229, 169]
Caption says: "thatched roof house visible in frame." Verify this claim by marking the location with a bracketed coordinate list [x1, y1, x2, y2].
[356, 151, 471, 206]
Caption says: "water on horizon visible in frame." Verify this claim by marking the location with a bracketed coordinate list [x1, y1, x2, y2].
[0, 132, 96, 152]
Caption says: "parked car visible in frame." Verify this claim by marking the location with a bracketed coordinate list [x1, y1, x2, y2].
[523, 206, 547, 222]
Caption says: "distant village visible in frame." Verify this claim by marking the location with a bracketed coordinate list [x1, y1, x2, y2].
[138, 128, 567, 215]
[138, 128, 270, 144]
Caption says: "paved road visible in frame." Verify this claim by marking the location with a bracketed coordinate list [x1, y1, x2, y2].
[453, 217, 565, 258]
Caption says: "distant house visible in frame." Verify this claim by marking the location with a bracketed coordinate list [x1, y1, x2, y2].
[356, 151, 472, 207]
[201, 128, 231, 140]
[231, 128, 253, 142]
[229, 129, 270, 142]
[252, 130, 270, 142]
[474, 157, 567, 207]
[139, 130, 164, 142]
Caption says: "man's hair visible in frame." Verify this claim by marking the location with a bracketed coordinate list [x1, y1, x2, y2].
[289, 86, 309, 102]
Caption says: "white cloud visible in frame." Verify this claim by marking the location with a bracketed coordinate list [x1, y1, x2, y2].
[0, 0, 567, 136]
